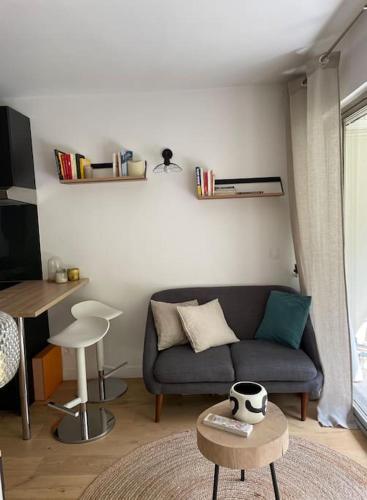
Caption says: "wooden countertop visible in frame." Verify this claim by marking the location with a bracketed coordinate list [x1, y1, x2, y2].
[0, 279, 89, 318]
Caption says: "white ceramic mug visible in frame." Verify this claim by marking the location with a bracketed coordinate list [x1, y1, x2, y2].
[229, 381, 268, 424]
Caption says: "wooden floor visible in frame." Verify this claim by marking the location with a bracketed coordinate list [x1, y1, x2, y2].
[1, 379, 366, 499]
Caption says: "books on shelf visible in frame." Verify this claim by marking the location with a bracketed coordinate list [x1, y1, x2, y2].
[195, 166, 215, 197]
[54, 150, 91, 180]
[195, 169, 284, 198]
[54, 146, 146, 181]
[120, 148, 133, 176]
[112, 148, 134, 177]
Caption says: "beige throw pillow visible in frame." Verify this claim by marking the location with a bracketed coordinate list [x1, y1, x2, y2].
[151, 299, 198, 351]
[177, 298, 239, 353]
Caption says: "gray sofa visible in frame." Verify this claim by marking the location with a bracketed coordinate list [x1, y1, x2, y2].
[143, 285, 323, 422]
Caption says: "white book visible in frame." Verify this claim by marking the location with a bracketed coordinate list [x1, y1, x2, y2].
[208, 170, 212, 196]
[112, 153, 118, 177]
[200, 167, 204, 196]
[117, 152, 122, 177]
[70, 154, 77, 179]
[203, 413, 253, 437]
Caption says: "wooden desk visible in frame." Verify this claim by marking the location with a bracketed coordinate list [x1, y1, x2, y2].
[0, 279, 89, 440]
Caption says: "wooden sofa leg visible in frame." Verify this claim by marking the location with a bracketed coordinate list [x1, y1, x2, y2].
[155, 394, 164, 423]
[300, 392, 309, 421]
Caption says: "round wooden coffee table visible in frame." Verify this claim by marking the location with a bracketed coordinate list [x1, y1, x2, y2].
[196, 400, 289, 499]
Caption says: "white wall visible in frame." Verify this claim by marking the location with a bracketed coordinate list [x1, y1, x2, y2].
[2, 85, 294, 378]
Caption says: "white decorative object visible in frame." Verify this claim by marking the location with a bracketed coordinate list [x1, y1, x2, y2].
[47, 256, 63, 282]
[55, 268, 68, 284]
[127, 160, 146, 177]
[0, 312, 20, 388]
[230, 381, 268, 424]
[203, 413, 253, 437]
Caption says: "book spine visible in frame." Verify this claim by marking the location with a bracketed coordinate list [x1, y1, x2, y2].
[112, 153, 118, 177]
[72, 154, 78, 179]
[54, 150, 63, 179]
[195, 167, 202, 197]
[80, 158, 85, 179]
[75, 154, 84, 179]
[200, 168, 204, 197]
[60, 153, 68, 179]
[120, 149, 132, 176]
[208, 170, 212, 196]
[204, 170, 208, 196]
[117, 153, 122, 176]
[65, 154, 71, 179]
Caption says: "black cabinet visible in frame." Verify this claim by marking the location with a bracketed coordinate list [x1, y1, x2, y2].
[0, 201, 43, 282]
[0, 106, 36, 189]
[0, 107, 49, 411]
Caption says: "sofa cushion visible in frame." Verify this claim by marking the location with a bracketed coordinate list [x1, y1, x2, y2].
[255, 291, 311, 349]
[151, 299, 198, 351]
[177, 299, 239, 353]
[231, 340, 317, 382]
[154, 344, 235, 383]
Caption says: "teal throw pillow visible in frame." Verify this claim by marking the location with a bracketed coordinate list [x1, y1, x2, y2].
[255, 291, 311, 349]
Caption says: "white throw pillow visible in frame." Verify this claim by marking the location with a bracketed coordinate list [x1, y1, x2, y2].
[151, 299, 198, 351]
[177, 298, 239, 353]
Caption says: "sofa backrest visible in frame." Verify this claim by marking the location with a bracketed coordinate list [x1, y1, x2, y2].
[150, 285, 298, 341]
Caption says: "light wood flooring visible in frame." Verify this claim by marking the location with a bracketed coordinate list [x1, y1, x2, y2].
[1, 379, 366, 499]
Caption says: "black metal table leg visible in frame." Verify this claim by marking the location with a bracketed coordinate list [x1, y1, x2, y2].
[212, 464, 219, 500]
[270, 463, 280, 500]
[240, 469, 245, 481]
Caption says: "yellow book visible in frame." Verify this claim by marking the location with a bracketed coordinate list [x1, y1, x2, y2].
[80, 158, 91, 179]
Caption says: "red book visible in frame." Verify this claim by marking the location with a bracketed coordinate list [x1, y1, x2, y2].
[204, 170, 208, 196]
[60, 153, 67, 179]
[65, 154, 72, 179]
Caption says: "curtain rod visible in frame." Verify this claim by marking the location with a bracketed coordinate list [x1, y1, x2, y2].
[319, 4, 367, 65]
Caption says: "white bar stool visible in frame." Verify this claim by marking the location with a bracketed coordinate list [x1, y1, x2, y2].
[71, 300, 128, 402]
[48, 317, 115, 444]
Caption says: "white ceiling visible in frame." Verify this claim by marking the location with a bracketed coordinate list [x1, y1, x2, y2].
[0, 0, 364, 97]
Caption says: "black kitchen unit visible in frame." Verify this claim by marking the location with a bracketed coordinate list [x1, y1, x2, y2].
[0, 106, 49, 412]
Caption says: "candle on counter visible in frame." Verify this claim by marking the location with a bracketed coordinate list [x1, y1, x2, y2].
[55, 268, 68, 284]
[67, 268, 80, 281]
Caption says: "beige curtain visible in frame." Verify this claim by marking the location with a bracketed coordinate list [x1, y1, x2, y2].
[288, 53, 355, 427]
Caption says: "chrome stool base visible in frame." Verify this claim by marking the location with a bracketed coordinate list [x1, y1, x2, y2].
[53, 407, 115, 444]
[87, 378, 128, 403]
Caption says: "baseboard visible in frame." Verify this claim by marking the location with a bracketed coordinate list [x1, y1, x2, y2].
[63, 364, 142, 380]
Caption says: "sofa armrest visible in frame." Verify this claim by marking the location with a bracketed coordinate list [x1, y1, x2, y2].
[143, 304, 162, 394]
[301, 317, 322, 372]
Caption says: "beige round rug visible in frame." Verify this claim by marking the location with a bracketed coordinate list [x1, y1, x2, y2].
[80, 430, 367, 499]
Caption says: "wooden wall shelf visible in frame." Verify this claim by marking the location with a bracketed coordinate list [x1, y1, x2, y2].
[60, 176, 147, 184]
[197, 192, 284, 200]
[197, 176, 284, 200]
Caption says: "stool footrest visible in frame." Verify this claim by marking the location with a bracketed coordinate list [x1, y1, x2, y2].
[104, 361, 128, 379]
[48, 399, 81, 418]
[65, 397, 82, 409]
